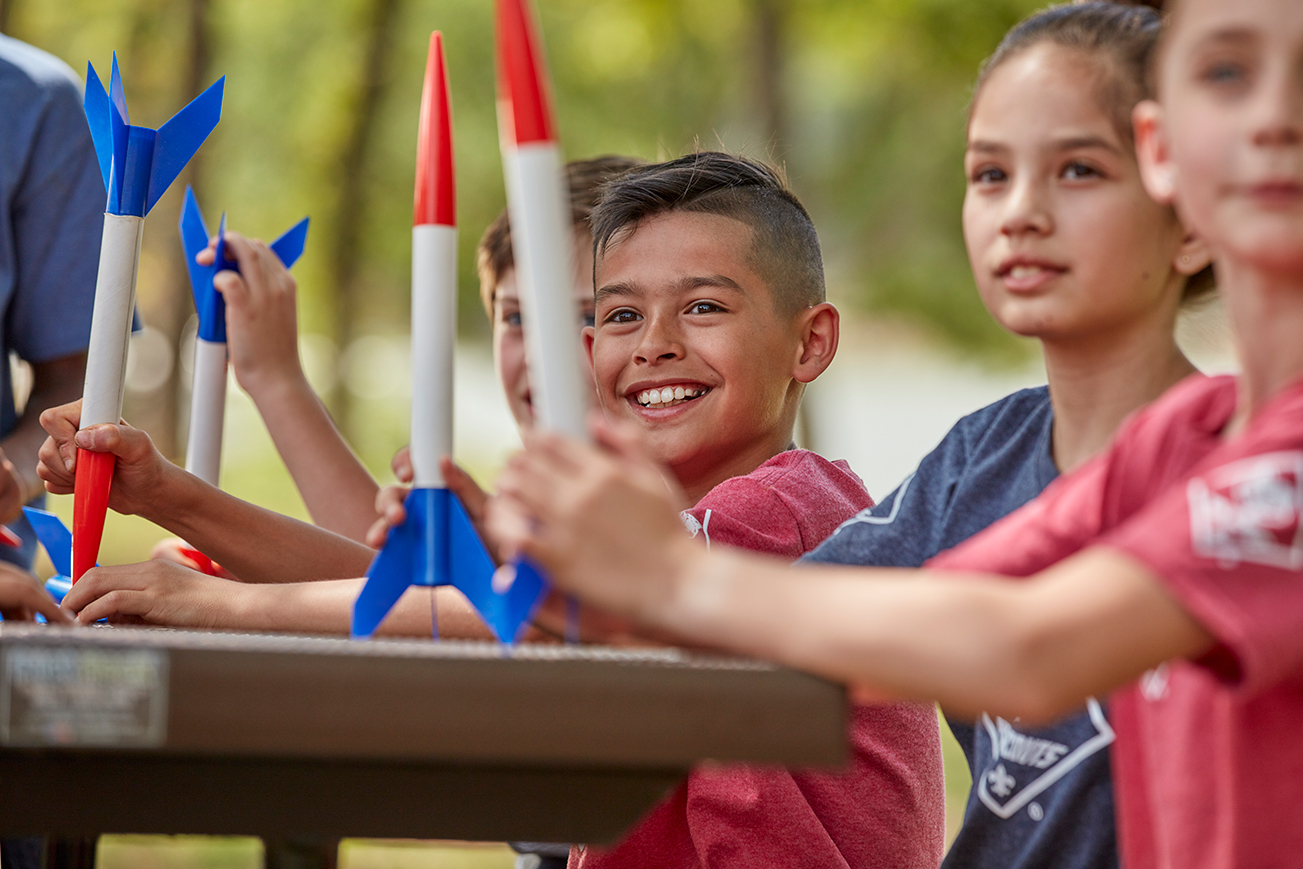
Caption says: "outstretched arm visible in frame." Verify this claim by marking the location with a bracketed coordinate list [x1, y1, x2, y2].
[39, 400, 374, 584]
[490, 417, 1215, 724]
[61, 562, 494, 639]
[211, 232, 379, 542]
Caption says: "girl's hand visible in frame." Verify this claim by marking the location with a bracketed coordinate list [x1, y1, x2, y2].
[202, 231, 305, 398]
[0, 563, 71, 624]
[151, 537, 238, 580]
[37, 400, 174, 517]
[61, 560, 244, 628]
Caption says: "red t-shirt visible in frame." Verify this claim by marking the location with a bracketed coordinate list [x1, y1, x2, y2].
[573, 450, 947, 869]
[929, 374, 1303, 869]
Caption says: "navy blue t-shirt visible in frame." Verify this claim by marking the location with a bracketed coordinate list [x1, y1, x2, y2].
[803, 387, 1119, 869]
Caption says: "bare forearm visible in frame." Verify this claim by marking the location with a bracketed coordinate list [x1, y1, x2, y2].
[222, 579, 494, 639]
[142, 465, 375, 584]
[246, 375, 380, 542]
[651, 546, 1213, 723]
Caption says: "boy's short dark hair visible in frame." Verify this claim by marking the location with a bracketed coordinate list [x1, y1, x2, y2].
[591, 152, 826, 314]
[477, 155, 645, 318]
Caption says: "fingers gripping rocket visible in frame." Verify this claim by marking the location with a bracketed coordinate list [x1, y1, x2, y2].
[75, 56, 224, 582]
[351, 33, 513, 641]
[493, 0, 592, 628]
[179, 188, 309, 488]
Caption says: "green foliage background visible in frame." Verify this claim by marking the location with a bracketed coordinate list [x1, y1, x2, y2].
[9, 0, 1043, 378]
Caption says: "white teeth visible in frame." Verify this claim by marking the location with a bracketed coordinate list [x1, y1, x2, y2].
[634, 385, 707, 407]
[1009, 265, 1041, 279]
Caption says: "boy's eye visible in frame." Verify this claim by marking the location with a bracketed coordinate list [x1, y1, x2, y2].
[604, 308, 642, 324]
[970, 166, 1007, 185]
[687, 301, 723, 315]
[502, 310, 523, 328]
[1061, 161, 1101, 181]
[581, 311, 596, 328]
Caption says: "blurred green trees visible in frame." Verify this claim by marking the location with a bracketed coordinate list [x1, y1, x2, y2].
[3, 0, 1044, 449]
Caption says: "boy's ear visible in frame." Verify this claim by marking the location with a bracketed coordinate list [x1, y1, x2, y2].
[1134, 100, 1178, 205]
[793, 303, 839, 384]
[582, 326, 596, 376]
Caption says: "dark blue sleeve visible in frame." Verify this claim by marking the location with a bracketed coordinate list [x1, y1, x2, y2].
[801, 425, 972, 569]
[7, 69, 102, 364]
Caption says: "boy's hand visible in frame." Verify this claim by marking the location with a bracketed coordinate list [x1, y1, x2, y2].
[202, 231, 304, 398]
[391, 445, 414, 484]
[61, 560, 240, 628]
[0, 563, 71, 624]
[366, 456, 496, 554]
[490, 413, 697, 621]
[37, 400, 173, 517]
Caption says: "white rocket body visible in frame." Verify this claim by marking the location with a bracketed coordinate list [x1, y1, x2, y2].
[81, 213, 145, 428]
[185, 338, 228, 486]
[502, 143, 588, 440]
[409, 223, 458, 489]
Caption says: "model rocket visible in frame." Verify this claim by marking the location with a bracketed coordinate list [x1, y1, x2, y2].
[179, 188, 309, 488]
[74, 56, 224, 582]
[491, 0, 592, 628]
[352, 33, 526, 642]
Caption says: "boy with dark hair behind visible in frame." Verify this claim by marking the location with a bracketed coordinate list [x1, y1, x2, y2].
[562, 151, 945, 867]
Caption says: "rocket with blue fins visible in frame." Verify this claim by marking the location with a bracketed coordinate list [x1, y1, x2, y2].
[352, 32, 517, 641]
[74, 55, 223, 581]
[179, 189, 309, 487]
[491, 0, 592, 627]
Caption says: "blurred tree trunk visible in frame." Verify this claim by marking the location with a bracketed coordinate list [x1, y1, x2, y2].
[752, 0, 814, 449]
[753, 0, 789, 156]
[0, 0, 12, 35]
[126, 0, 212, 461]
[325, 0, 403, 439]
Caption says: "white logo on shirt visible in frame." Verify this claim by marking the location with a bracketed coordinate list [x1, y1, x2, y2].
[1140, 664, 1169, 701]
[1188, 451, 1303, 570]
[679, 508, 713, 551]
[977, 698, 1114, 820]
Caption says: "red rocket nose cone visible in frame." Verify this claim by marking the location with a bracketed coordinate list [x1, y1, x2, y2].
[414, 31, 455, 227]
[495, 0, 557, 146]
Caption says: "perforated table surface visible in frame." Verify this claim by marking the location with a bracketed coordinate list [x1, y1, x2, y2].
[0, 624, 845, 843]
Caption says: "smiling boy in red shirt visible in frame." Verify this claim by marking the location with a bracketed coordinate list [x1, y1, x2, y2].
[560, 152, 944, 869]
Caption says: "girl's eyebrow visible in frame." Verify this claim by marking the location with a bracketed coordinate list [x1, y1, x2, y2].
[1051, 135, 1122, 155]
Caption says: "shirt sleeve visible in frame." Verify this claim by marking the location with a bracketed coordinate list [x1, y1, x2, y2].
[926, 452, 1111, 577]
[8, 73, 102, 363]
[802, 426, 971, 569]
[1101, 448, 1303, 695]
[683, 478, 805, 560]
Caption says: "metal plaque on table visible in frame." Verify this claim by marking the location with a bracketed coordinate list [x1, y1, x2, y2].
[0, 645, 167, 747]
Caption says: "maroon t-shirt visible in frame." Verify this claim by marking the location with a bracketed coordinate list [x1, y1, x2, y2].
[929, 374, 1303, 869]
[572, 450, 947, 869]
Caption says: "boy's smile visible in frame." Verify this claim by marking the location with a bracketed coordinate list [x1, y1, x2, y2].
[587, 211, 806, 499]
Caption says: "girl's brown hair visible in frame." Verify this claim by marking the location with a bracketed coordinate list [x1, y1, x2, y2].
[973, 1, 1213, 300]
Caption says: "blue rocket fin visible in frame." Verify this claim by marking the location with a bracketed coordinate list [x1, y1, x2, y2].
[146, 76, 224, 215]
[352, 488, 522, 641]
[353, 495, 422, 638]
[497, 557, 550, 643]
[269, 217, 310, 269]
[21, 508, 72, 580]
[109, 53, 128, 124]
[83, 64, 114, 196]
[180, 186, 214, 308]
[213, 213, 236, 273]
[43, 575, 73, 606]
